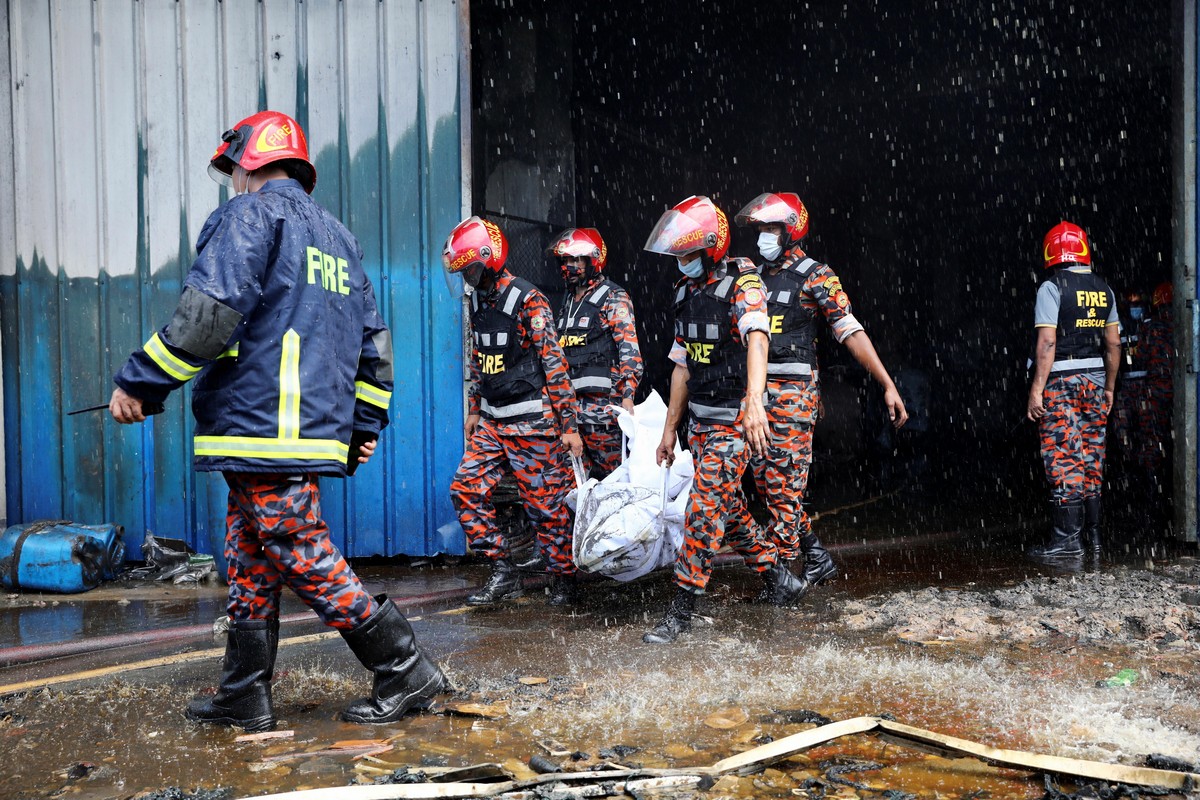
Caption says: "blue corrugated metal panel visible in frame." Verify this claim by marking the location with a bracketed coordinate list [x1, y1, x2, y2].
[1, 0, 466, 559]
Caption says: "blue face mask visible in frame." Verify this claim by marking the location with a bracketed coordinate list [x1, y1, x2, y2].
[678, 256, 705, 279]
[757, 231, 783, 262]
[1129, 307, 1146, 323]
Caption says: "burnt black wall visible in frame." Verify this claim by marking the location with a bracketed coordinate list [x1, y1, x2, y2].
[471, 0, 1173, 503]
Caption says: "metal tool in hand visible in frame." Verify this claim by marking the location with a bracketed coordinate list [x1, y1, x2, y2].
[68, 401, 165, 416]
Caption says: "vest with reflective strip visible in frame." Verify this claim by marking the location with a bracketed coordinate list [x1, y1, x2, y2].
[470, 277, 547, 421]
[1120, 330, 1146, 380]
[674, 264, 746, 424]
[762, 255, 820, 378]
[1045, 269, 1114, 376]
[557, 280, 620, 395]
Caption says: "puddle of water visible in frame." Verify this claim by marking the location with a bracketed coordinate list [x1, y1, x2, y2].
[2, 527, 1196, 798]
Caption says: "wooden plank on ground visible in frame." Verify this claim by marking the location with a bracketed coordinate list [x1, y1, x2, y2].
[710, 715, 880, 774]
[876, 718, 1200, 791]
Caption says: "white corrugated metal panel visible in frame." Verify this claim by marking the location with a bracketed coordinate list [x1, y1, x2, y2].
[1, 0, 468, 558]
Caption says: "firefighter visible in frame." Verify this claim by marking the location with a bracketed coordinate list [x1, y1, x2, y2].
[444, 217, 585, 607]
[550, 227, 643, 478]
[641, 195, 809, 644]
[109, 111, 445, 731]
[1026, 220, 1120, 561]
[1111, 289, 1149, 475]
[1131, 281, 1175, 523]
[734, 192, 908, 587]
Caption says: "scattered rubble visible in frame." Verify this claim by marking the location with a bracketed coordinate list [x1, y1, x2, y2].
[841, 562, 1200, 650]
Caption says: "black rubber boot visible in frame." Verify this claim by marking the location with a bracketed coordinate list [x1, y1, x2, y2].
[762, 560, 811, 607]
[467, 557, 524, 606]
[1082, 495, 1102, 562]
[341, 596, 447, 724]
[510, 529, 548, 574]
[546, 573, 577, 607]
[185, 618, 277, 732]
[799, 532, 838, 586]
[643, 587, 697, 644]
[1027, 500, 1085, 559]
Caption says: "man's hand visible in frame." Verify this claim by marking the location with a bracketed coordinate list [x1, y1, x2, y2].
[354, 437, 377, 464]
[345, 430, 378, 476]
[109, 386, 146, 424]
[562, 431, 584, 457]
[621, 397, 635, 414]
[884, 387, 909, 428]
[1103, 388, 1114, 416]
[464, 413, 481, 439]
[657, 427, 678, 467]
[742, 394, 770, 457]
[1026, 386, 1046, 421]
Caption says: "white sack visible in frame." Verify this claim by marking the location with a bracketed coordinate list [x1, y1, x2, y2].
[572, 391, 693, 581]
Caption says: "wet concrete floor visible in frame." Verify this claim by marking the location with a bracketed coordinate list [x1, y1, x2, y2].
[1, 493, 1198, 800]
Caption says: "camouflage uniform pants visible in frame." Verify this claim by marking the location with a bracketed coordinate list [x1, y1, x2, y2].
[1039, 375, 1108, 504]
[1110, 378, 1141, 455]
[674, 424, 778, 593]
[750, 379, 819, 561]
[580, 421, 624, 479]
[450, 419, 576, 574]
[1134, 378, 1172, 473]
[224, 473, 376, 629]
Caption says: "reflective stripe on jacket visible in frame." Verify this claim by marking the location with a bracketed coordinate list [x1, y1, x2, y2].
[113, 179, 392, 475]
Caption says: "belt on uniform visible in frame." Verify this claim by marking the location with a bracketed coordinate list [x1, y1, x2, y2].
[1050, 356, 1103, 374]
[767, 362, 813, 377]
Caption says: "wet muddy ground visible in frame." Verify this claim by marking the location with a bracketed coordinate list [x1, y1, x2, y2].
[2, 491, 1199, 800]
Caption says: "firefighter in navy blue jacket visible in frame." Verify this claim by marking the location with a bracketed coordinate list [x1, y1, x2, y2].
[109, 111, 446, 731]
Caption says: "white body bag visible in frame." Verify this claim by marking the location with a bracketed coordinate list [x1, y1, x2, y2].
[570, 391, 693, 581]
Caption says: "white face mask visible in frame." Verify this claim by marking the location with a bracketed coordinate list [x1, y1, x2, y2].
[757, 231, 783, 262]
[677, 256, 705, 279]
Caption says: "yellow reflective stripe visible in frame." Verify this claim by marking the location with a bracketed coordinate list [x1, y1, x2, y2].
[278, 330, 301, 439]
[194, 436, 349, 460]
[217, 343, 239, 359]
[144, 332, 202, 382]
[355, 381, 392, 410]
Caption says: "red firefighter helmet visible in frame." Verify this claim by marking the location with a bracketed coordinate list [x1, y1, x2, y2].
[549, 228, 608, 272]
[209, 110, 316, 194]
[644, 196, 730, 264]
[734, 192, 810, 246]
[442, 216, 509, 276]
[1042, 220, 1091, 268]
[1152, 281, 1173, 308]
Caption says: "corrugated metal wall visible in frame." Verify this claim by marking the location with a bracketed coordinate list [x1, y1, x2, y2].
[0, 0, 468, 559]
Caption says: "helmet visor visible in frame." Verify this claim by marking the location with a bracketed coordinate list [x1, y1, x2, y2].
[555, 241, 595, 260]
[207, 162, 234, 188]
[443, 268, 468, 299]
[735, 193, 790, 227]
[643, 208, 712, 257]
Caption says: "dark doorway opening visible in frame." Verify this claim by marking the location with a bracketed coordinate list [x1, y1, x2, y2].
[470, 0, 1174, 526]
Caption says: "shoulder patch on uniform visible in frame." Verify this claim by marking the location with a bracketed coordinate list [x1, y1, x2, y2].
[614, 305, 629, 318]
[736, 272, 765, 289]
[823, 275, 843, 292]
[744, 287, 766, 307]
[531, 314, 547, 331]
[728, 256, 757, 274]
